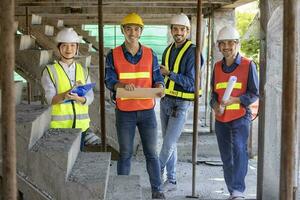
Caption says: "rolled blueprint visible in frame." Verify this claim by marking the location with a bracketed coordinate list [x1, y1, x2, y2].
[222, 76, 237, 101]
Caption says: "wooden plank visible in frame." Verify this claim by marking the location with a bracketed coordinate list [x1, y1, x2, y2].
[116, 88, 164, 98]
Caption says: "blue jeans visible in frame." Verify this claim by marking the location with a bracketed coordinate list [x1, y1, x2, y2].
[115, 108, 162, 192]
[215, 116, 250, 194]
[159, 96, 191, 182]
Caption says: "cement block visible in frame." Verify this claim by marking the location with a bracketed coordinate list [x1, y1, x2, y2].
[45, 25, 54, 36]
[57, 20, 64, 28]
[16, 49, 53, 76]
[65, 152, 111, 200]
[32, 14, 42, 25]
[27, 129, 81, 197]
[15, 34, 36, 50]
[106, 175, 142, 200]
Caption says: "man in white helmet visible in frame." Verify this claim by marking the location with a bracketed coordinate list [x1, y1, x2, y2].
[210, 26, 259, 199]
[41, 27, 100, 150]
[159, 13, 203, 192]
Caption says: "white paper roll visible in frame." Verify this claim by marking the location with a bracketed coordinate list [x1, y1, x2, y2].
[222, 76, 237, 101]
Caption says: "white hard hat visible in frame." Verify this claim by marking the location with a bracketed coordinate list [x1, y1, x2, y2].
[55, 28, 80, 43]
[170, 13, 190, 28]
[217, 26, 240, 42]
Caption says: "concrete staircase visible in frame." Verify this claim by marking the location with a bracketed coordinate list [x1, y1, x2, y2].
[2, 14, 143, 199]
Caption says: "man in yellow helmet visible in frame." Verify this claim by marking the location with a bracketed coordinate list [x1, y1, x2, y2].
[105, 13, 165, 199]
[41, 28, 100, 150]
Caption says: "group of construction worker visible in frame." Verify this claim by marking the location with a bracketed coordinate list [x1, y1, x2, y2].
[41, 12, 259, 200]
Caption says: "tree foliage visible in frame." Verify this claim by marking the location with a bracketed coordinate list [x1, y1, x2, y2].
[236, 12, 260, 65]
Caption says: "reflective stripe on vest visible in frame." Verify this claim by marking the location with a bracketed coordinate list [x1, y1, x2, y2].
[46, 62, 90, 131]
[214, 57, 251, 122]
[113, 45, 154, 111]
[164, 40, 202, 100]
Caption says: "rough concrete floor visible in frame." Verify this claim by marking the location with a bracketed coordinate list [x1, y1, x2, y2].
[109, 148, 257, 200]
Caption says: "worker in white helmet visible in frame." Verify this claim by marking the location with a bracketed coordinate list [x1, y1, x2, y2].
[159, 13, 203, 192]
[41, 27, 100, 150]
[104, 13, 165, 199]
[210, 26, 259, 199]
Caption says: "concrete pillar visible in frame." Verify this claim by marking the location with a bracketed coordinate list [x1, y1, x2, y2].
[257, 0, 284, 199]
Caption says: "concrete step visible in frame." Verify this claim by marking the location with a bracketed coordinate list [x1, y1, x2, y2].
[66, 152, 111, 200]
[16, 49, 53, 75]
[27, 128, 81, 198]
[79, 43, 93, 52]
[31, 14, 42, 25]
[106, 175, 142, 200]
[16, 49, 53, 68]
[15, 34, 36, 50]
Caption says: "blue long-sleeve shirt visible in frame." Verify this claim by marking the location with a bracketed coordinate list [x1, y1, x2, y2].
[105, 43, 164, 93]
[209, 53, 259, 110]
[161, 41, 204, 92]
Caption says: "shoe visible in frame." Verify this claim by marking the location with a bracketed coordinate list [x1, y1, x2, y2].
[163, 181, 177, 192]
[152, 191, 166, 199]
[228, 191, 245, 199]
[84, 131, 101, 145]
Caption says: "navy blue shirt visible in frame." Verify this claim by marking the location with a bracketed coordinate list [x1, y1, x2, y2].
[209, 53, 259, 110]
[162, 41, 204, 92]
[105, 43, 164, 93]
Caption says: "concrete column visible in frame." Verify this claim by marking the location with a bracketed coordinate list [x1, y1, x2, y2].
[257, 0, 284, 199]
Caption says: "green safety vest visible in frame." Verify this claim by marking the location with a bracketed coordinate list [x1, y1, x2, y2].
[164, 40, 202, 100]
[45, 62, 90, 131]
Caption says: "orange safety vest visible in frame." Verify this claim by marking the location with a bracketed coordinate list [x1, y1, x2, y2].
[214, 57, 251, 122]
[113, 45, 154, 111]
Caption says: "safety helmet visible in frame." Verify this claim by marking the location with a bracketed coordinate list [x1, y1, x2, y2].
[170, 13, 190, 29]
[217, 26, 240, 42]
[121, 13, 144, 27]
[55, 28, 80, 43]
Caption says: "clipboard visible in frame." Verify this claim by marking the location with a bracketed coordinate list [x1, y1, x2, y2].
[116, 88, 164, 98]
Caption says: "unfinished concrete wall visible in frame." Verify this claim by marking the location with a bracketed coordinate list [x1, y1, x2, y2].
[257, 0, 300, 199]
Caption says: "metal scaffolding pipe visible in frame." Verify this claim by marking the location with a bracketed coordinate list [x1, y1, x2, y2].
[187, 0, 202, 198]
[98, 0, 107, 151]
[280, 0, 298, 199]
[0, 0, 17, 199]
[204, 15, 211, 127]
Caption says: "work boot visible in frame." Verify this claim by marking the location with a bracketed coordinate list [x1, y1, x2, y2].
[152, 191, 166, 199]
[163, 181, 177, 192]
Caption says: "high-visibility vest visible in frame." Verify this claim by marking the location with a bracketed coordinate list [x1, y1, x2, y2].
[214, 57, 251, 122]
[113, 45, 154, 111]
[164, 40, 202, 100]
[45, 62, 90, 131]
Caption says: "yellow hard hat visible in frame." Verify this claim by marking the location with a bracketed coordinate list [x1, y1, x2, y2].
[121, 13, 144, 27]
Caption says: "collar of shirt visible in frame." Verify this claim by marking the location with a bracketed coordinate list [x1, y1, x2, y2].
[121, 43, 143, 64]
[58, 61, 76, 71]
[221, 52, 241, 73]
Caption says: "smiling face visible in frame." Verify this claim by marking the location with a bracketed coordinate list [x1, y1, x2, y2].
[59, 43, 78, 60]
[218, 40, 239, 59]
[122, 24, 142, 45]
[171, 24, 190, 46]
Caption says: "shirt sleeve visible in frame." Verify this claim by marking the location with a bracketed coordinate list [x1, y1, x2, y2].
[239, 61, 259, 106]
[209, 66, 219, 108]
[83, 75, 94, 106]
[152, 50, 164, 87]
[41, 67, 56, 105]
[104, 50, 119, 92]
